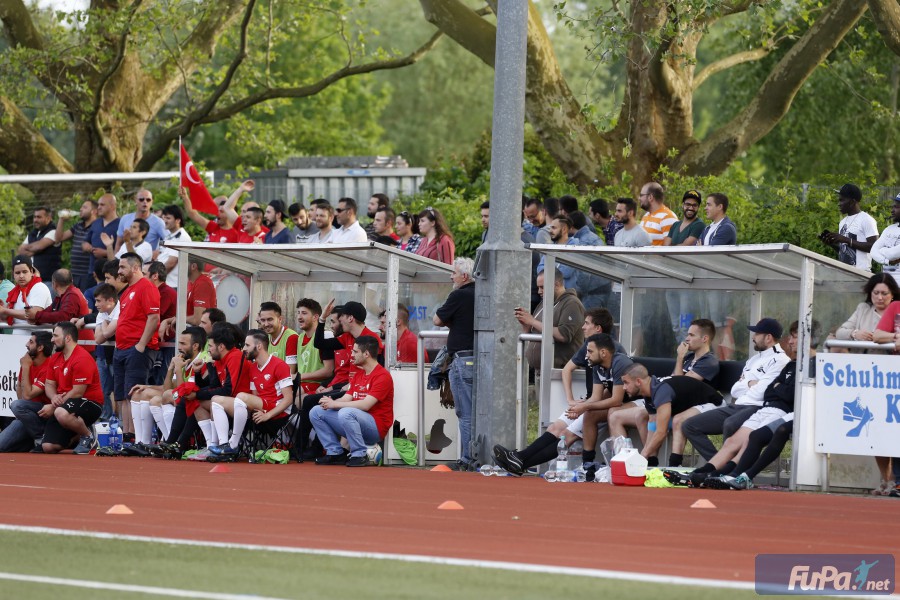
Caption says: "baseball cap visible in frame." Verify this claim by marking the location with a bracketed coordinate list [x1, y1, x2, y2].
[335, 301, 367, 323]
[835, 183, 862, 202]
[12, 255, 33, 269]
[893, 193, 900, 204]
[682, 190, 702, 203]
[747, 318, 783, 339]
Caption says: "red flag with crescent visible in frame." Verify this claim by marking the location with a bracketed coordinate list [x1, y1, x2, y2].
[180, 143, 218, 215]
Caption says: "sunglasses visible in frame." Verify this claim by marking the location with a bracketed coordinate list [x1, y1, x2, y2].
[335, 208, 346, 213]
[136, 197, 152, 202]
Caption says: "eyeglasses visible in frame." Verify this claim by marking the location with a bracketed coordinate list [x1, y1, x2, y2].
[639, 193, 651, 198]
[335, 208, 346, 213]
[683, 203, 699, 209]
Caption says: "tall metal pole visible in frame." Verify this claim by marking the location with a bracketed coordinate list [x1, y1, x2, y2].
[471, 0, 532, 465]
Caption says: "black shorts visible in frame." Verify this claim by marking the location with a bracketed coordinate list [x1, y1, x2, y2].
[42, 398, 102, 447]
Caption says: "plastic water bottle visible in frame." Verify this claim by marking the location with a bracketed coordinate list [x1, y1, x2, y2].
[108, 415, 121, 451]
[543, 470, 558, 482]
[479, 464, 495, 476]
[555, 435, 568, 474]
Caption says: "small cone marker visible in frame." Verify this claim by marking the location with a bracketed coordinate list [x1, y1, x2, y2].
[209, 464, 231, 473]
[430, 465, 452, 472]
[691, 499, 716, 509]
[106, 504, 133, 515]
[438, 500, 464, 510]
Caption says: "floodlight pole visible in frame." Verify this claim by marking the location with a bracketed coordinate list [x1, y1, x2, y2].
[471, 0, 532, 465]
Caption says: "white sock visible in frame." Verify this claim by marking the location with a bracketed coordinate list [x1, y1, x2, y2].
[140, 401, 153, 444]
[130, 400, 143, 444]
[229, 399, 248, 449]
[149, 405, 167, 440]
[211, 403, 230, 447]
[197, 419, 215, 449]
[162, 404, 176, 436]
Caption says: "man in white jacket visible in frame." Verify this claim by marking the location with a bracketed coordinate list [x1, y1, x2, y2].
[870, 194, 900, 285]
[681, 318, 790, 461]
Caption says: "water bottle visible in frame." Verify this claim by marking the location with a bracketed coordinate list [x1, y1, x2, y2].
[555, 435, 568, 474]
[479, 464, 495, 476]
[557, 469, 575, 483]
[542, 470, 558, 482]
[108, 415, 121, 451]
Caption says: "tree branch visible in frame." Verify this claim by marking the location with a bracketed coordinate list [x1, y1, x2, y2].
[693, 46, 772, 90]
[92, 0, 145, 167]
[137, 24, 441, 172]
[869, 0, 900, 56]
[0, 96, 73, 174]
[422, 0, 613, 188]
[675, 0, 868, 175]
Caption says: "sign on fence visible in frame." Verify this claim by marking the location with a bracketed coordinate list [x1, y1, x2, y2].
[815, 353, 900, 456]
[0, 335, 24, 417]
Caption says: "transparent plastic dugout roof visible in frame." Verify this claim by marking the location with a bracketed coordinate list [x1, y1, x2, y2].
[528, 243, 869, 292]
[163, 240, 454, 283]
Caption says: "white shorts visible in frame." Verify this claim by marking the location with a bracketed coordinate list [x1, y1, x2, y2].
[557, 411, 584, 437]
[742, 406, 788, 431]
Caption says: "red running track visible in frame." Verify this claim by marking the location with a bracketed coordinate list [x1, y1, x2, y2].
[0, 455, 897, 584]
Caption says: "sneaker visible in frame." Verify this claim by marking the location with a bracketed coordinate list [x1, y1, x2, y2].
[730, 473, 753, 490]
[315, 452, 348, 465]
[30, 443, 44, 454]
[209, 443, 239, 457]
[889, 485, 900, 498]
[662, 469, 691, 487]
[95, 446, 123, 457]
[187, 447, 214, 461]
[689, 470, 713, 488]
[73, 435, 94, 455]
[492, 444, 524, 476]
[583, 461, 601, 482]
[121, 442, 151, 457]
[346, 455, 368, 467]
[703, 475, 734, 490]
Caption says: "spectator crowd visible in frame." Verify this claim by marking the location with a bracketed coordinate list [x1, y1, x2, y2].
[0, 180, 897, 497]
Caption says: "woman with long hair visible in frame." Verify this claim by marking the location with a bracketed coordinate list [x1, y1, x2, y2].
[395, 211, 421, 254]
[414, 207, 455, 265]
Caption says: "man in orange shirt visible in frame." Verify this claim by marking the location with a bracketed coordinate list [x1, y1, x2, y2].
[638, 182, 678, 246]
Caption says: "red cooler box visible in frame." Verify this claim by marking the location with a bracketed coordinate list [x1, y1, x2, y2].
[610, 448, 648, 486]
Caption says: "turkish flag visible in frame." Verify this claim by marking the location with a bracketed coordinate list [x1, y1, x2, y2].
[180, 143, 218, 215]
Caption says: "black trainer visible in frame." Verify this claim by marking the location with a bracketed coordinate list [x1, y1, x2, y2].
[492, 444, 524, 476]
[662, 469, 691, 487]
[315, 452, 348, 465]
[346, 455, 368, 467]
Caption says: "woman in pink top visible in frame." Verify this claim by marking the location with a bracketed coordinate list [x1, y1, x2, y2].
[414, 207, 455, 265]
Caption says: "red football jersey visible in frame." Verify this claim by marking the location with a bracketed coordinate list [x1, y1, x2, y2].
[328, 327, 384, 386]
[186, 275, 217, 313]
[204, 221, 240, 244]
[21, 359, 52, 404]
[115, 277, 160, 349]
[43, 346, 103, 405]
[347, 364, 394, 438]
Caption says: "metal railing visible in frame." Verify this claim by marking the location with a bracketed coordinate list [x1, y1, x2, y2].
[1, 323, 176, 347]
[823, 340, 895, 351]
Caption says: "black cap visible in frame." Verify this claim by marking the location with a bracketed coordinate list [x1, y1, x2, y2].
[835, 184, 862, 202]
[747, 318, 783, 339]
[12, 255, 33, 269]
[335, 301, 367, 323]
[682, 190, 702, 203]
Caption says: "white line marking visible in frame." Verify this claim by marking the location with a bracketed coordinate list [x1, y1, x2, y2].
[0, 523, 751, 591]
[0, 571, 289, 600]
[0, 484, 46, 489]
[1, 523, 898, 598]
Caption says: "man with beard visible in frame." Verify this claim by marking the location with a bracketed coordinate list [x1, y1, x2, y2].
[41, 321, 103, 454]
[288, 203, 318, 243]
[310, 335, 393, 466]
[821, 184, 878, 271]
[209, 330, 294, 459]
[310, 204, 336, 244]
[870, 194, 900, 285]
[664, 190, 706, 342]
[522, 197, 553, 244]
[264, 200, 292, 244]
[613, 198, 652, 247]
[17, 207, 61, 281]
[294, 298, 335, 396]
[257, 301, 299, 376]
[681, 318, 789, 461]
[131, 326, 206, 443]
[434, 258, 476, 471]
[365, 193, 390, 240]
[113, 253, 160, 448]
[0, 331, 54, 452]
[535, 215, 580, 290]
[372, 207, 399, 244]
[638, 182, 678, 246]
